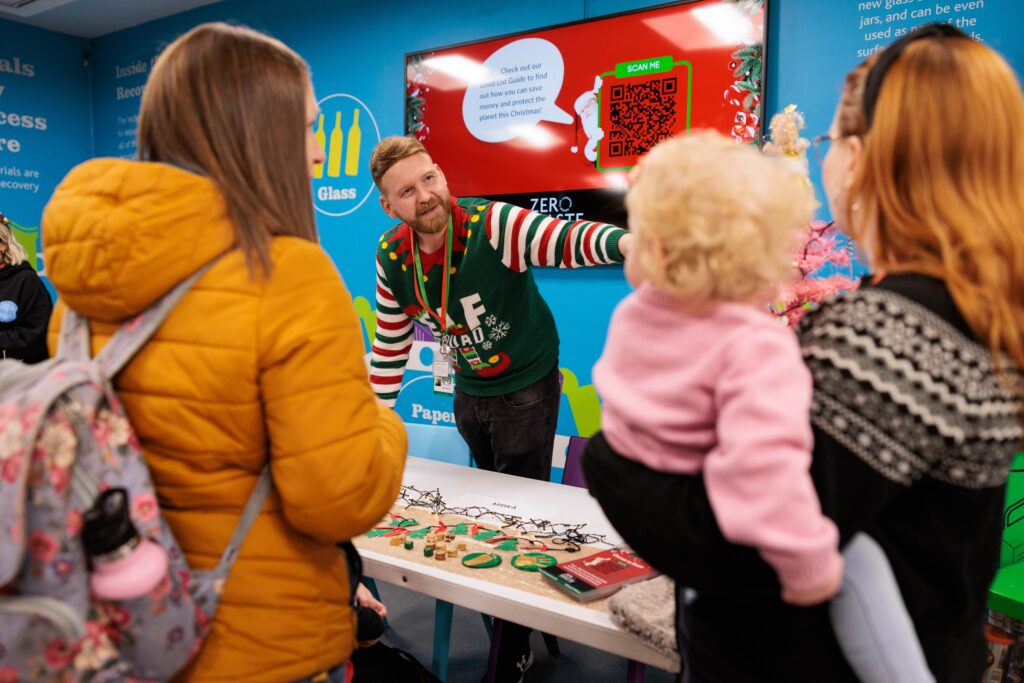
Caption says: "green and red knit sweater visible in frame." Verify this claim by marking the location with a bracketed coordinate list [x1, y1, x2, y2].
[370, 196, 626, 405]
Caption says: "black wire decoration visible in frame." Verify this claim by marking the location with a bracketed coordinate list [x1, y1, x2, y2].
[396, 485, 613, 553]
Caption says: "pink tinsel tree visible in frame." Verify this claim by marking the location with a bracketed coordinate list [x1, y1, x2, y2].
[771, 219, 859, 326]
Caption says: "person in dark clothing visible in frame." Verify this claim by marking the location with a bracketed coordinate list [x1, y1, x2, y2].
[586, 25, 1024, 683]
[0, 212, 51, 363]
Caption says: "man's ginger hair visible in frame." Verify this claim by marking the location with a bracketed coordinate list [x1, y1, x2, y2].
[370, 136, 429, 190]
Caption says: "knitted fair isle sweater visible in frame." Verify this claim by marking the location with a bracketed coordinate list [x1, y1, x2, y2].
[796, 274, 1023, 681]
[370, 196, 626, 404]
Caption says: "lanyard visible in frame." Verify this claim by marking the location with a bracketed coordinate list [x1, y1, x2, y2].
[411, 213, 453, 335]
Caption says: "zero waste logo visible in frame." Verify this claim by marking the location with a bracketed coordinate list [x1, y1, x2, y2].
[312, 93, 381, 217]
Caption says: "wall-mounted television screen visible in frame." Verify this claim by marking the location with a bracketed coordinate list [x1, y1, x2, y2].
[405, 0, 768, 225]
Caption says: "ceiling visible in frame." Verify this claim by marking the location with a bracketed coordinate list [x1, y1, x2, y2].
[0, 0, 225, 39]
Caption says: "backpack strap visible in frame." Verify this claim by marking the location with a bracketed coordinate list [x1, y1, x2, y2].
[210, 465, 273, 579]
[56, 258, 220, 377]
[55, 307, 91, 363]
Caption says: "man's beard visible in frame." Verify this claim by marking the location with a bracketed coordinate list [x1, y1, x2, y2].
[408, 196, 450, 235]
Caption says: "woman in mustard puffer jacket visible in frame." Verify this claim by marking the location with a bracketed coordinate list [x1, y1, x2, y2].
[42, 23, 406, 683]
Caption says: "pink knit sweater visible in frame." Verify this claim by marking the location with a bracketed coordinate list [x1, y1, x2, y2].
[593, 283, 841, 591]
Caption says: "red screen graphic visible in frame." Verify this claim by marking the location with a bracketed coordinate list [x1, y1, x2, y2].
[406, 0, 766, 200]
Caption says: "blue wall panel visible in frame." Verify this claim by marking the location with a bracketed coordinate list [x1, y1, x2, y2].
[0, 20, 90, 277]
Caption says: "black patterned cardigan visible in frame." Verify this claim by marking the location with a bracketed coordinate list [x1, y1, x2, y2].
[799, 273, 1023, 682]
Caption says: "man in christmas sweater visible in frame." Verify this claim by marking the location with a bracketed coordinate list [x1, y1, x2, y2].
[369, 136, 632, 484]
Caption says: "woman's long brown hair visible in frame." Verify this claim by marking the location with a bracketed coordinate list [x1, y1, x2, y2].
[138, 23, 317, 276]
[837, 37, 1024, 375]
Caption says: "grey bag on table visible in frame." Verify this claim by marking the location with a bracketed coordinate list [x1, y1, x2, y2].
[607, 575, 682, 670]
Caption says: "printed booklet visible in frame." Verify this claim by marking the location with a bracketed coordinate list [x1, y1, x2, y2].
[539, 548, 656, 602]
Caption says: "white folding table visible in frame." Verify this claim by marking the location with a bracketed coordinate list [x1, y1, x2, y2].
[354, 457, 680, 682]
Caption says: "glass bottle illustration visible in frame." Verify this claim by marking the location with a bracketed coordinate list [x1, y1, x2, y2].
[345, 109, 362, 177]
[327, 111, 343, 178]
[313, 113, 326, 179]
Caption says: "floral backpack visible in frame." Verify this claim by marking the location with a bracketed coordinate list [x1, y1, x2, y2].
[0, 261, 271, 682]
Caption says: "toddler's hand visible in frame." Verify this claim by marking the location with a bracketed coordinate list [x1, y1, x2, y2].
[355, 582, 388, 619]
[781, 557, 844, 606]
[354, 584, 388, 648]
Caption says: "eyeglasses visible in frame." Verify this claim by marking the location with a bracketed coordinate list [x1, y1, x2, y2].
[811, 132, 843, 167]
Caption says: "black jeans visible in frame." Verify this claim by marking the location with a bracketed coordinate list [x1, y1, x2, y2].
[454, 365, 560, 680]
[453, 364, 561, 482]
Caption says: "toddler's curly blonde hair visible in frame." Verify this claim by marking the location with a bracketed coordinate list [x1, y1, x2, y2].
[626, 130, 815, 304]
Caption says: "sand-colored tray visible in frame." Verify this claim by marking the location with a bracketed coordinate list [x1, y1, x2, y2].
[354, 504, 617, 611]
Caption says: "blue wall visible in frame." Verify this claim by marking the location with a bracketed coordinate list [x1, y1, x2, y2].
[0, 20, 90, 277]
[2, 0, 1022, 438]
[767, 0, 1024, 220]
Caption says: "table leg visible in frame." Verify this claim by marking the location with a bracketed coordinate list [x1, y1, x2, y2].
[541, 632, 560, 658]
[481, 613, 494, 638]
[484, 616, 505, 683]
[626, 659, 646, 683]
[432, 599, 454, 682]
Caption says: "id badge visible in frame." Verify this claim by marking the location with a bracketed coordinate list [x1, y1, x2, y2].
[433, 357, 454, 396]
[440, 337, 457, 365]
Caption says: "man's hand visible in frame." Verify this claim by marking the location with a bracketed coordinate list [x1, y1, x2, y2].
[619, 232, 634, 259]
